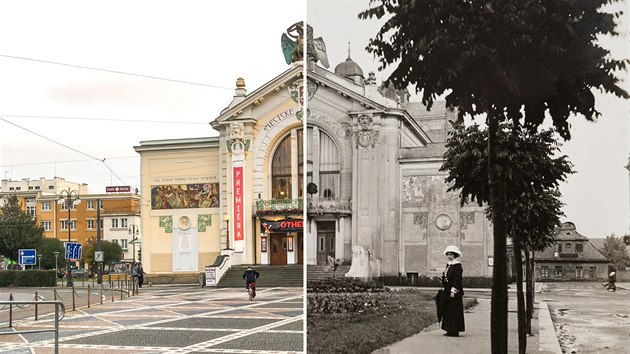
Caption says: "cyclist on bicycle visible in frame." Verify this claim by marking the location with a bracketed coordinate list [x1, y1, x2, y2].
[242, 266, 260, 297]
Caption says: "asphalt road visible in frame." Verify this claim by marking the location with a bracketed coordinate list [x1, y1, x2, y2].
[539, 282, 629, 353]
[0, 285, 304, 353]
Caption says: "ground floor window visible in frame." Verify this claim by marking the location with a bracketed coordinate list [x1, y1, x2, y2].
[589, 266, 597, 278]
[541, 266, 549, 278]
[575, 266, 583, 279]
[554, 266, 563, 278]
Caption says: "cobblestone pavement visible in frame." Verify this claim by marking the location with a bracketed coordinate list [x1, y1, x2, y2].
[0, 285, 304, 353]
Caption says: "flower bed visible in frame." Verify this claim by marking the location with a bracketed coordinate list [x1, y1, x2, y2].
[307, 277, 389, 293]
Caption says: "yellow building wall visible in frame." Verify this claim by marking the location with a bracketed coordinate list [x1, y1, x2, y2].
[140, 148, 221, 273]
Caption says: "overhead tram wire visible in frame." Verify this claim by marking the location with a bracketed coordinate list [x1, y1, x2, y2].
[0, 114, 208, 125]
[0, 54, 234, 90]
[0, 118, 129, 186]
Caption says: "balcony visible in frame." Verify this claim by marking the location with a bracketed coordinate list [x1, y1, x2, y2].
[307, 197, 352, 215]
[255, 199, 303, 217]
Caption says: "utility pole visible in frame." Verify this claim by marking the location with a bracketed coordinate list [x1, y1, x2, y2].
[96, 199, 102, 285]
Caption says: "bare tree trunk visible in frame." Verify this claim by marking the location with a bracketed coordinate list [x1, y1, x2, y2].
[525, 249, 533, 335]
[514, 242, 527, 354]
[489, 115, 508, 354]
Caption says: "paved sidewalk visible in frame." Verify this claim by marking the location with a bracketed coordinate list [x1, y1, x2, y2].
[374, 290, 561, 354]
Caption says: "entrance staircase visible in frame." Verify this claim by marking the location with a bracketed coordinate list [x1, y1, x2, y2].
[218, 264, 303, 288]
[306, 265, 351, 281]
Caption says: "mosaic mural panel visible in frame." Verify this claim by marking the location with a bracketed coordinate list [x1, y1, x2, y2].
[151, 183, 220, 210]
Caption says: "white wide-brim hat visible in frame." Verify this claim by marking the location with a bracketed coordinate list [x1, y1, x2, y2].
[444, 245, 462, 256]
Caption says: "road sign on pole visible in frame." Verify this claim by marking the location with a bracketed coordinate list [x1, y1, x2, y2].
[95, 251, 104, 262]
[65, 242, 82, 260]
[18, 249, 37, 266]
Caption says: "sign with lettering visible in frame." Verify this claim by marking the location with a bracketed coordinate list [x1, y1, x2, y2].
[106, 186, 131, 193]
[233, 166, 244, 241]
[261, 220, 303, 232]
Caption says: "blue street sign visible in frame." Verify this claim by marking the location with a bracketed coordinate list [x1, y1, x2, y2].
[19, 249, 37, 265]
[65, 242, 82, 260]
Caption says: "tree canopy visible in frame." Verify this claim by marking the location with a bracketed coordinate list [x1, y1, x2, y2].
[360, 0, 628, 138]
[83, 240, 123, 266]
[37, 237, 66, 270]
[602, 234, 630, 270]
[441, 121, 574, 250]
[0, 195, 45, 261]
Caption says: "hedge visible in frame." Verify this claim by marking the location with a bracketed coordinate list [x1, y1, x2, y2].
[0, 270, 56, 287]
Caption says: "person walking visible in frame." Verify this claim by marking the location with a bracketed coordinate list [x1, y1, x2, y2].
[137, 263, 144, 288]
[441, 245, 465, 337]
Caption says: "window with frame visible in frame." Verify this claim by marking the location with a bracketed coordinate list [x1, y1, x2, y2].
[271, 129, 304, 200]
[121, 218, 128, 228]
[41, 221, 51, 231]
[112, 239, 119, 245]
[589, 266, 596, 278]
[87, 200, 95, 209]
[26, 206, 36, 217]
[41, 202, 51, 211]
[121, 239, 128, 249]
[554, 266, 563, 278]
[111, 219, 119, 228]
[575, 266, 583, 279]
[61, 220, 68, 230]
[576, 243, 583, 253]
[306, 127, 340, 199]
[70, 220, 76, 230]
[48, 185, 54, 190]
[541, 266, 549, 278]
[87, 220, 95, 230]
[557, 243, 563, 253]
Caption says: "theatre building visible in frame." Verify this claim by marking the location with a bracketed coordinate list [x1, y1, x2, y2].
[134, 65, 305, 273]
[305, 29, 495, 282]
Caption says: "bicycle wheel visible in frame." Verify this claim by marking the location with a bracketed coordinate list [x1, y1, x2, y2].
[248, 287, 253, 301]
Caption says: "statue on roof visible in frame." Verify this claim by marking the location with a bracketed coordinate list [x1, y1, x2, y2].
[281, 22, 305, 64]
[308, 25, 329, 68]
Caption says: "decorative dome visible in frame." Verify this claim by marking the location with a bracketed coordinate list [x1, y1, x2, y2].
[334, 56, 364, 78]
[334, 43, 364, 79]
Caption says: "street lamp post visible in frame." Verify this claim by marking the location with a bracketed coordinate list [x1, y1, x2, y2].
[58, 188, 81, 287]
[37, 255, 42, 270]
[53, 252, 59, 279]
[128, 224, 140, 271]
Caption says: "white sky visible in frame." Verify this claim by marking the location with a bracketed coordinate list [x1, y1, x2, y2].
[1, 0, 628, 238]
[0, 0, 305, 193]
[308, 0, 630, 238]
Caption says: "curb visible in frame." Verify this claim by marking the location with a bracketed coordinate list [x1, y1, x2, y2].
[537, 301, 563, 354]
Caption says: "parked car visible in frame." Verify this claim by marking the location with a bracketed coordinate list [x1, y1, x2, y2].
[69, 268, 89, 278]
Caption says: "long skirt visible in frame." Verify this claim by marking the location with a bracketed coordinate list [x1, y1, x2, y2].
[441, 296, 465, 333]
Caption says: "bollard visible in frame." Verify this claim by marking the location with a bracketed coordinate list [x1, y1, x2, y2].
[87, 284, 91, 308]
[53, 288, 58, 301]
[111, 288, 114, 303]
[72, 286, 76, 311]
[34, 291, 38, 321]
[100, 286, 103, 305]
[9, 293, 14, 328]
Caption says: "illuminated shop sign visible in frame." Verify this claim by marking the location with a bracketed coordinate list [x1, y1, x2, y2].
[261, 220, 303, 232]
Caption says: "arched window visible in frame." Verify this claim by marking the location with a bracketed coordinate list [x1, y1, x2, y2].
[271, 128, 303, 199]
[306, 127, 340, 198]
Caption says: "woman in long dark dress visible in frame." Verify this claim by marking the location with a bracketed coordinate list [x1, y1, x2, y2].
[441, 245, 465, 337]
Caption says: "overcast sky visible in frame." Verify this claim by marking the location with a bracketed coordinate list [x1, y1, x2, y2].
[1, 1, 628, 238]
[308, 0, 630, 238]
[0, 0, 305, 193]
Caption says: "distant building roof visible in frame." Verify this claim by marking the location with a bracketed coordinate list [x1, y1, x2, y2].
[536, 222, 609, 262]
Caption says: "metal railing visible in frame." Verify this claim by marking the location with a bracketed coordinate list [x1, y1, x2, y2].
[0, 299, 65, 353]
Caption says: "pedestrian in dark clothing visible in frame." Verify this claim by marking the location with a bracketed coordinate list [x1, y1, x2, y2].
[441, 245, 465, 337]
[242, 266, 259, 296]
[137, 264, 144, 288]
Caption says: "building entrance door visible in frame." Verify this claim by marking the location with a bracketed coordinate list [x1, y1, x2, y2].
[270, 234, 287, 265]
[316, 221, 336, 265]
[297, 234, 303, 264]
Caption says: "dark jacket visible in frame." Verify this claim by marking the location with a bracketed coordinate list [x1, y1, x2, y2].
[441, 261, 465, 333]
[243, 268, 259, 282]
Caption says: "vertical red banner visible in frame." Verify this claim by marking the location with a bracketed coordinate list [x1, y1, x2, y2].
[233, 166, 244, 241]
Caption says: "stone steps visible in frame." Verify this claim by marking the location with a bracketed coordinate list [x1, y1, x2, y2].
[218, 264, 303, 287]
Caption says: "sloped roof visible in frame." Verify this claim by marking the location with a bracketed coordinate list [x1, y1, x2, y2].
[536, 223, 609, 262]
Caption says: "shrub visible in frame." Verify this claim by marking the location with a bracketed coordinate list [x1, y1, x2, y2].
[307, 277, 389, 293]
[0, 270, 56, 287]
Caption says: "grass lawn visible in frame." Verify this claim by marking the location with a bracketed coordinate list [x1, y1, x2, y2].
[307, 290, 478, 354]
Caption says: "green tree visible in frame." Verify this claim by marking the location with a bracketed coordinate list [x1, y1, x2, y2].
[360, 1, 627, 352]
[37, 237, 66, 270]
[83, 240, 123, 271]
[602, 234, 630, 270]
[442, 122, 573, 351]
[0, 195, 45, 262]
